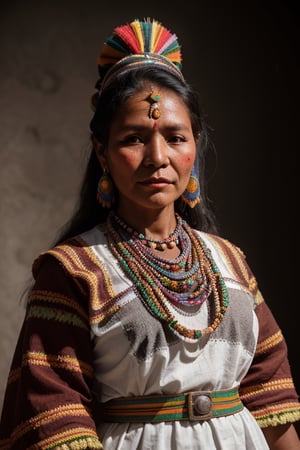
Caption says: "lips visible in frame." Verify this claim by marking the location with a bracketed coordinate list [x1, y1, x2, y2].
[139, 177, 173, 188]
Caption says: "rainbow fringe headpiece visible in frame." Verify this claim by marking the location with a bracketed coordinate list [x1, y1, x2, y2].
[96, 18, 184, 93]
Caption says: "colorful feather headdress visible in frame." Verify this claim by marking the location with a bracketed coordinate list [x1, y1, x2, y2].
[95, 18, 183, 94]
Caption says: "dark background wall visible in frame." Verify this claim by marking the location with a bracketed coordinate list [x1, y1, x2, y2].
[0, 0, 299, 433]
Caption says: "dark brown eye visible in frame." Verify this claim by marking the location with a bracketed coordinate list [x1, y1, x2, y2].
[168, 135, 186, 143]
[123, 135, 143, 144]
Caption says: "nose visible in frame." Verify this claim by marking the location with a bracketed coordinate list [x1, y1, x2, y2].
[144, 135, 169, 168]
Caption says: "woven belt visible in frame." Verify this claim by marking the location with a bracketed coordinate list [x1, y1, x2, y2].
[102, 386, 243, 422]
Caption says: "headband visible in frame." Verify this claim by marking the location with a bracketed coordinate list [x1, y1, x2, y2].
[91, 18, 184, 108]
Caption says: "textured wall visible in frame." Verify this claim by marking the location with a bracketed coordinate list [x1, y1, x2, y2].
[1, 1, 298, 433]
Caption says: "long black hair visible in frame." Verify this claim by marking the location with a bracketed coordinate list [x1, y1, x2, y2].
[54, 66, 218, 245]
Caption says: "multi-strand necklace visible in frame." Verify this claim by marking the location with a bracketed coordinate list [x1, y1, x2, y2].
[113, 213, 181, 251]
[106, 212, 229, 341]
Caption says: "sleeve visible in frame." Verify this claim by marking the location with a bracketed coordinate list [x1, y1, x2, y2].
[240, 290, 300, 429]
[200, 233, 300, 429]
[0, 255, 103, 449]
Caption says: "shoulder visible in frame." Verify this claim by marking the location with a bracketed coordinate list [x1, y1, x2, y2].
[197, 231, 246, 264]
[31, 224, 115, 309]
[195, 230, 258, 296]
[32, 224, 108, 279]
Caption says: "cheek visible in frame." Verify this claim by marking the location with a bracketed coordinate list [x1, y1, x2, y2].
[179, 155, 195, 170]
[121, 153, 136, 166]
[111, 151, 140, 170]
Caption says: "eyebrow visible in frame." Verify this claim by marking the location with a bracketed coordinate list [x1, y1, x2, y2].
[116, 123, 191, 133]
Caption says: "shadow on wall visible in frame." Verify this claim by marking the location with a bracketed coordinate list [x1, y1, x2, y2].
[0, 0, 299, 434]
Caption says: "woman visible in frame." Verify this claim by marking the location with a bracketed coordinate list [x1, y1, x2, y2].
[0, 18, 299, 450]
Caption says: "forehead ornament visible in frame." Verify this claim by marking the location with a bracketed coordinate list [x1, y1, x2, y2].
[148, 90, 160, 119]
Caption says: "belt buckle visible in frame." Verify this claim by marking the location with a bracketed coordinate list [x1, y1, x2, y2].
[187, 390, 212, 421]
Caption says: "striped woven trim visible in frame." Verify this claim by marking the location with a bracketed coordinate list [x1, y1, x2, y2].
[240, 378, 295, 400]
[252, 401, 300, 428]
[100, 53, 184, 92]
[102, 386, 243, 422]
[255, 330, 284, 355]
[33, 428, 103, 450]
[202, 233, 258, 296]
[34, 236, 119, 323]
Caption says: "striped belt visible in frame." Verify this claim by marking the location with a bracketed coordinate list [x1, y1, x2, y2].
[102, 386, 243, 422]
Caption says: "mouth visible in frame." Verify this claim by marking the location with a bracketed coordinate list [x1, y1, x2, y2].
[139, 177, 174, 188]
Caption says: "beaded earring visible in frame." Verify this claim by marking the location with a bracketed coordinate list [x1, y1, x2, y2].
[181, 166, 201, 208]
[97, 170, 115, 208]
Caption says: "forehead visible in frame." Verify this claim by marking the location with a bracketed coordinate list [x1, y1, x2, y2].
[113, 87, 191, 125]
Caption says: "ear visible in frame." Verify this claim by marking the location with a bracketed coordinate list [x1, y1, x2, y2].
[92, 135, 108, 171]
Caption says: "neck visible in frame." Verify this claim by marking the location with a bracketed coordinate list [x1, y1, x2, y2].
[115, 205, 177, 241]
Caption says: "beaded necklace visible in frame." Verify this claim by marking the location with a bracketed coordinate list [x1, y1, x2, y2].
[113, 213, 180, 251]
[106, 212, 229, 341]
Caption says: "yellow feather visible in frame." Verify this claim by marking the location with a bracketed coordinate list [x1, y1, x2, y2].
[152, 22, 163, 52]
[131, 20, 144, 52]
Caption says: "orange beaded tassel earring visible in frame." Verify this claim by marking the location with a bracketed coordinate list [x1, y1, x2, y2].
[181, 166, 201, 208]
[97, 170, 115, 208]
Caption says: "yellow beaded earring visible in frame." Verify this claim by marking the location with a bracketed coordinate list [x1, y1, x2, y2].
[96, 170, 115, 208]
[181, 166, 201, 208]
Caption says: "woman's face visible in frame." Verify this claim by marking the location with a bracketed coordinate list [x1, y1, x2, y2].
[97, 86, 197, 217]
